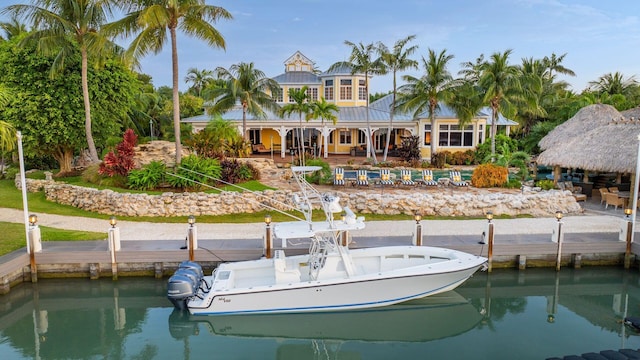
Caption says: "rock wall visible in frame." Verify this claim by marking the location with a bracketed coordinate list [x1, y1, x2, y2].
[38, 182, 581, 217]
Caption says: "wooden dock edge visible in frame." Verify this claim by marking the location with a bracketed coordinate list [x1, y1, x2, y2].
[0, 244, 637, 295]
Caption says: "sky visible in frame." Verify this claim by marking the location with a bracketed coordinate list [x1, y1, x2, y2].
[2, 0, 640, 94]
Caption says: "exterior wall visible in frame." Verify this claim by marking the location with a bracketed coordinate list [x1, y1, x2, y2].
[418, 118, 488, 159]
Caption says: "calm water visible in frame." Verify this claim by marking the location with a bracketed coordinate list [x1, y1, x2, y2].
[2, 267, 640, 359]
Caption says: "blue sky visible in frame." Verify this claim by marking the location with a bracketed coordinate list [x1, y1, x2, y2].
[3, 0, 640, 94]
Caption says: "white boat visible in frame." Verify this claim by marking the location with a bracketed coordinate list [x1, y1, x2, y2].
[167, 166, 487, 315]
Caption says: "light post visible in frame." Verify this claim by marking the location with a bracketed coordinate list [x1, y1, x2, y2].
[108, 216, 120, 280]
[480, 212, 495, 272]
[187, 215, 197, 261]
[28, 214, 40, 282]
[413, 214, 423, 246]
[624, 208, 633, 269]
[553, 211, 563, 271]
[264, 214, 273, 259]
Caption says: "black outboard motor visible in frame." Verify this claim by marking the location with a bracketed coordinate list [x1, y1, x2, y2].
[167, 261, 205, 310]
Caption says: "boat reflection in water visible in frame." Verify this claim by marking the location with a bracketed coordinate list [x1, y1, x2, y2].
[169, 291, 483, 343]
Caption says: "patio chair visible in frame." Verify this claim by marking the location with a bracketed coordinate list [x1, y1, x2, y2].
[418, 169, 438, 186]
[605, 192, 625, 210]
[449, 171, 469, 187]
[378, 169, 394, 186]
[399, 169, 415, 186]
[598, 188, 609, 205]
[333, 167, 345, 186]
[355, 169, 369, 187]
[563, 181, 586, 202]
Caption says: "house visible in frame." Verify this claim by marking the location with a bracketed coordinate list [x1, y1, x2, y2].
[181, 51, 518, 160]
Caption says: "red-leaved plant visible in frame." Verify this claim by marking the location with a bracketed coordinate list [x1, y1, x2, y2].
[99, 129, 138, 177]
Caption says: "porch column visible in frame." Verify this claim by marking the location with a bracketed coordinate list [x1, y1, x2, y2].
[321, 126, 331, 159]
[276, 126, 288, 159]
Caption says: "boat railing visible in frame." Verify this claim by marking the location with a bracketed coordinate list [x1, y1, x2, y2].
[308, 237, 330, 280]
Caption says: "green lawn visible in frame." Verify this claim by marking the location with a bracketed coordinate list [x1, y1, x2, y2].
[0, 221, 106, 255]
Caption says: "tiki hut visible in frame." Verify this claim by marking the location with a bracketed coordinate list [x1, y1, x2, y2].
[538, 104, 623, 151]
[537, 104, 640, 197]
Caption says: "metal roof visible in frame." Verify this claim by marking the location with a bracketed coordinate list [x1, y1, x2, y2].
[369, 94, 518, 125]
[271, 71, 320, 84]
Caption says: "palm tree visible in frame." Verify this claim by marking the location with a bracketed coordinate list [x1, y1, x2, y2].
[542, 52, 575, 81]
[4, 0, 121, 163]
[309, 97, 339, 158]
[589, 72, 638, 96]
[107, 0, 232, 166]
[206, 62, 280, 142]
[0, 15, 28, 41]
[329, 41, 385, 163]
[184, 67, 213, 97]
[378, 35, 418, 161]
[279, 86, 311, 164]
[397, 49, 457, 159]
[478, 49, 522, 159]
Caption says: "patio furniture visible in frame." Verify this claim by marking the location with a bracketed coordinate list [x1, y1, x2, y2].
[608, 187, 619, 193]
[398, 169, 415, 186]
[449, 171, 469, 187]
[378, 169, 394, 187]
[354, 169, 369, 187]
[417, 170, 438, 186]
[333, 167, 345, 186]
[563, 181, 586, 202]
[605, 192, 625, 210]
[598, 188, 609, 205]
[251, 143, 271, 154]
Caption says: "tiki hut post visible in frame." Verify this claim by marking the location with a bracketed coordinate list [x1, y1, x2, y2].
[553, 166, 562, 186]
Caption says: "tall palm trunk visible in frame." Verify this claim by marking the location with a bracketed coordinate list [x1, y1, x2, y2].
[298, 115, 305, 165]
[429, 99, 437, 158]
[242, 101, 247, 140]
[81, 48, 99, 163]
[383, 70, 397, 162]
[490, 100, 499, 162]
[365, 77, 377, 164]
[170, 26, 182, 166]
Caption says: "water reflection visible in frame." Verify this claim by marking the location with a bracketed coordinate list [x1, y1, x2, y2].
[1, 268, 640, 359]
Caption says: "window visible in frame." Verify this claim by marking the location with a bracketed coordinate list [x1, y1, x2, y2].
[324, 80, 334, 100]
[478, 124, 484, 144]
[340, 79, 352, 100]
[358, 79, 366, 100]
[339, 130, 352, 144]
[438, 124, 474, 147]
[275, 87, 283, 103]
[328, 130, 334, 144]
[307, 87, 318, 101]
[357, 129, 367, 144]
[288, 87, 301, 102]
[424, 124, 431, 146]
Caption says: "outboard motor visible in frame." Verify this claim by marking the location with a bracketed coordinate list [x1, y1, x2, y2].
[167, 261, 205, 310]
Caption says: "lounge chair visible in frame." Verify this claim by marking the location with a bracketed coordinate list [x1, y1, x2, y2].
[605, 192, 625, 210]
[418, 170, 438, 187]
[378, 169, 394, 186]
[333, 167, 345, 186]
[399, 169, 415, 186]
[449, 171, 468, 187]
[564, 181, 586, 202]
[354, 169, 369, 187]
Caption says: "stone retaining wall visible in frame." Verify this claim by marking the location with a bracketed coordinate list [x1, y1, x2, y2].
[35, 181, 580, 217]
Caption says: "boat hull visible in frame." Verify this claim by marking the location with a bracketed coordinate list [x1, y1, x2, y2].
[187, 248, 486, 316]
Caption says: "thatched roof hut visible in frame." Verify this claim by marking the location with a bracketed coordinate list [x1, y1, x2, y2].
[538, 104, 623, 151]
[537, 119, 640, 173]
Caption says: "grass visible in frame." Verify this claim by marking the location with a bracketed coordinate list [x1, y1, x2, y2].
[0, 221, 106, 255]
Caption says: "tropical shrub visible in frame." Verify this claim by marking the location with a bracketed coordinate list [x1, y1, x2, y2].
[431, 152, 446, 169]
[398, 136, 421, 163]
[471, 163, 509, 188]
[220, 159, 258, 184]
[99, 129, 138, 177]
[166, 155, 221, 190]
[536, 179, 555, 190]
[475, 134, 519, 163]
[305, 159, 332, 185]
[128, 161, 167, 190]
[503, 179, 522, 189]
